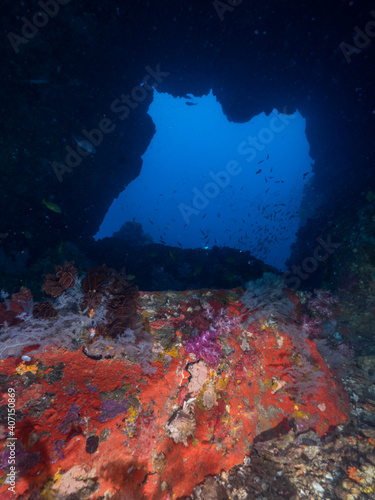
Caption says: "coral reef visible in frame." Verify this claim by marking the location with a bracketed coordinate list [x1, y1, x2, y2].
[306, 289, 339, 319]
[0, 283, 350, 499]
[8, 287, 34, 316]
[42, 262, 77, 299]
[80, 264, 110, 311]
[184, 328, 222, 365]
[0, 263, 149, 369]
[32, 301, 58, 319]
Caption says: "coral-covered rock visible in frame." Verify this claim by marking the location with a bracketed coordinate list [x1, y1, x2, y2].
[0, 288, 349, 499]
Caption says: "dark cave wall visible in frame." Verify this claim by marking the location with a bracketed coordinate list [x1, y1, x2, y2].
[0, 0, 374, 267]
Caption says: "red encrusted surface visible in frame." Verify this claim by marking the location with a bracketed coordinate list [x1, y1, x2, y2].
[0, 288, 349, 499]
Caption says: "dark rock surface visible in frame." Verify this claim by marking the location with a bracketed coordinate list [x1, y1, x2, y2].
[1, 0, 374, 280]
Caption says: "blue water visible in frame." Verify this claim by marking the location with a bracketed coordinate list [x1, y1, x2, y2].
[96, 89, 314, 270]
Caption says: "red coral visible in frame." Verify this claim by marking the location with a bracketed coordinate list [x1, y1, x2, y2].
[0, 302, 22, 328]
[11, 286, 33, 304]
[10, 287, 33, 315]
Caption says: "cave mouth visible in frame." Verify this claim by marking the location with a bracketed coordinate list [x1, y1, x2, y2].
[96, 89, 314, 271]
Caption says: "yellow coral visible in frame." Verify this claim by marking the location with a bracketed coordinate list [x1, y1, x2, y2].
[291, 410, 310, 420]
[217, 377, 229, 390]
[164, 347, 179, 358]
[126, 406, 138, 423]
[16, 362, 38, 375]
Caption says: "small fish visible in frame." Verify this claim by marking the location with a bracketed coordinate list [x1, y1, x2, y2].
[42, 198, 62, 213]
[73, 135, 96, 154]
[256, 169, 261, 174]
[177, 241, 182, 247]
[148, 219, 154, 225]
[202, 213, 206, 219]
[169, 249, 176, 261]
[267, 154, 269, 159]
[303, 172, 310, 179]
[257, 160, 264, 164]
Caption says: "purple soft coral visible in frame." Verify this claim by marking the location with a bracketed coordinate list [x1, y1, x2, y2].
[184, 328, 222, 365]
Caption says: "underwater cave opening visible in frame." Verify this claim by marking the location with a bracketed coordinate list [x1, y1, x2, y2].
[95, 89, 314, 271]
